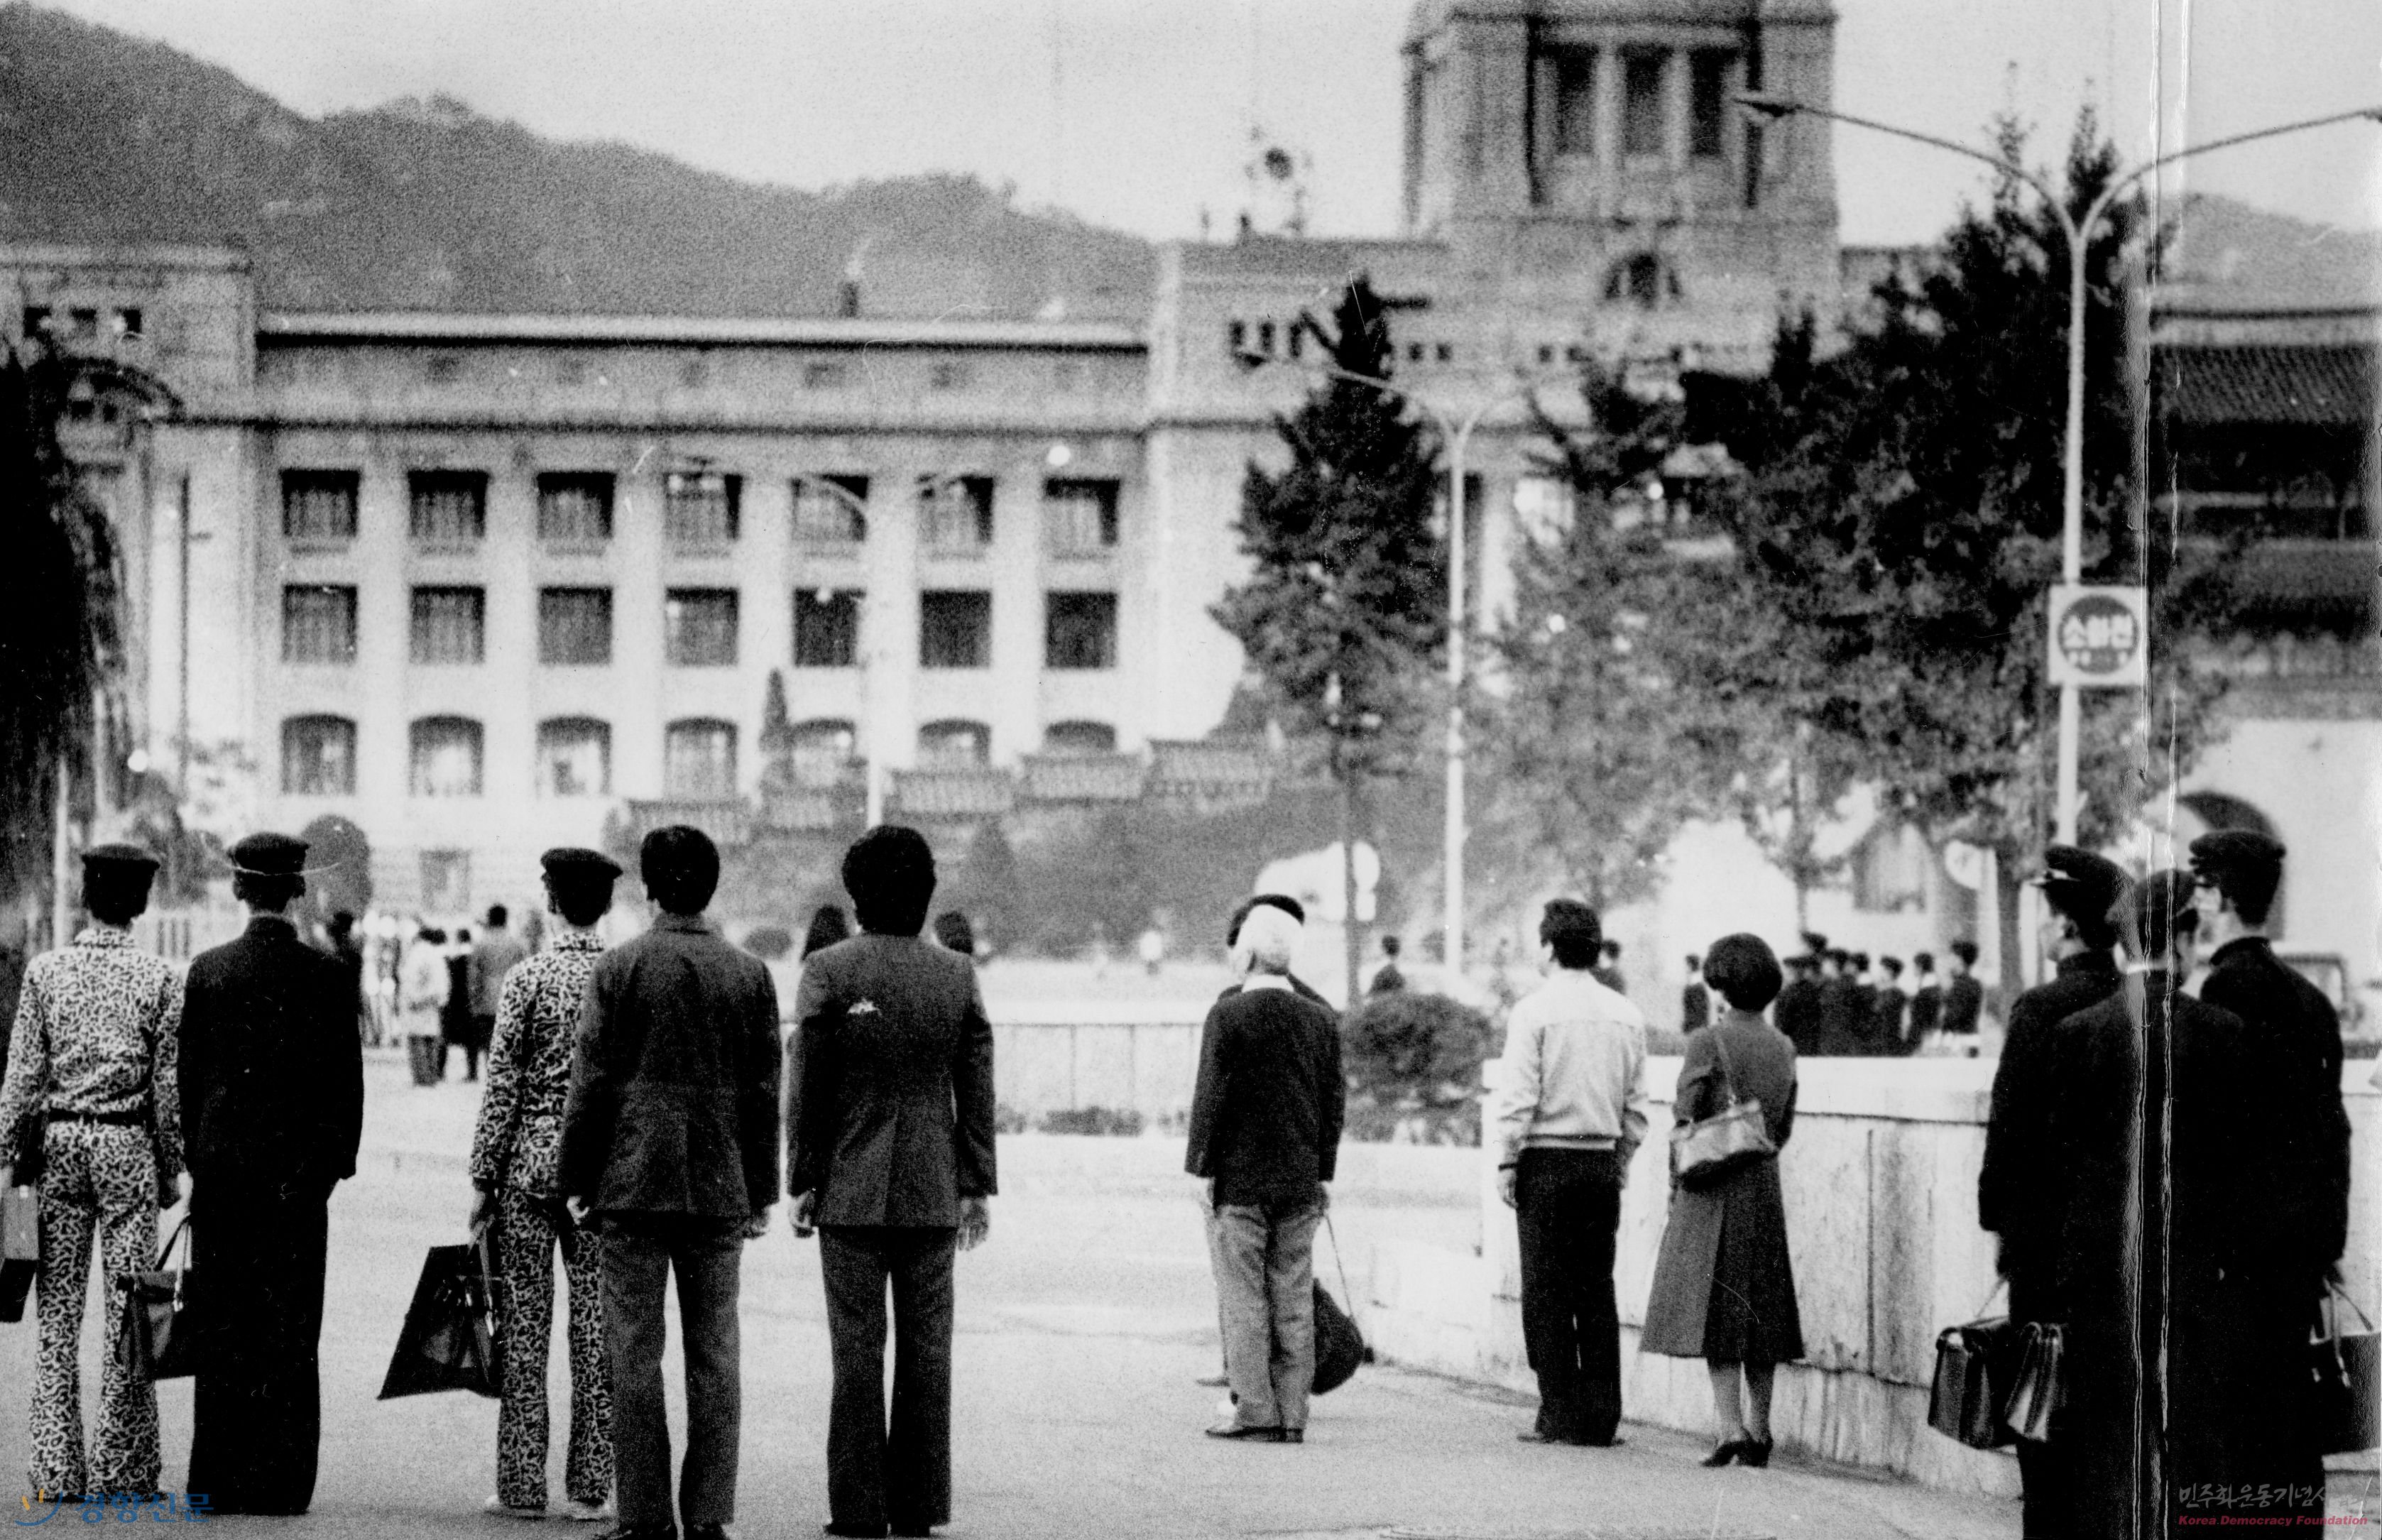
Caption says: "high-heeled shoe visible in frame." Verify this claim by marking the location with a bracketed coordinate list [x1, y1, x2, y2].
[1740, 1437, 1774, 1468]
[1700, 1438, 1752, 1467]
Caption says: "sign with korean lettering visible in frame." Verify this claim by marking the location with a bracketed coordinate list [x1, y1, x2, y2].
[2047, 585, 2148, 687]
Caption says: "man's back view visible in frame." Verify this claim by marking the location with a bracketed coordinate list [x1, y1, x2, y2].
[560, 826, 781, 1540]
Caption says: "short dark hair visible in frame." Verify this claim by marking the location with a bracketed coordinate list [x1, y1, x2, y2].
[1601, 939, 1622, 959]
[1539, 900, 1602, 971]
[2202, 858, 2282, 929]
[1949, 940, 1979, 966]
[231, 870, 303, 912]
[1380, 934, 1402, 957]
[545, 872, 615, 929]
[1825, 949, 1850, 968]
[802, 904, 851, 959]
[2124, 869, 2200, 959]
[1913, 951, 1935, 972]
[932, 910, 976, 956]
[1879, 956, 1903, 977]
[486, 904, 508, 927]
[640, 825, 721, 915]
[843, 826, 936, 936]
[1684, 953, 1701, 971]
[1852, 951, 1870, 971]
[1703, 933, 1783, 1012]
[1225, 892, 1305, 948]
[84, 866, 155, 927]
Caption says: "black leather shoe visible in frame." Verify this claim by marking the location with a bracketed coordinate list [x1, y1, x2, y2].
[1741, 1438, 1774, 1468]
[1279, 1429, 1304, 1445]
[1701, 1438, 1750, 1466]
[686, 1525, 731, 1540]
[594, 1526, 677, 1540]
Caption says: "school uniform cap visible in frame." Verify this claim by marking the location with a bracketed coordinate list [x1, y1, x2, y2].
[229, 831, 308, 877]
[2029, 844, 2126, 923]
[540, 847, 623, 882]
[2187, 829, 2285, 885]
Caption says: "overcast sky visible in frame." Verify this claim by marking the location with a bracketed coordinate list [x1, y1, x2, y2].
[41, 0, 2382, 244]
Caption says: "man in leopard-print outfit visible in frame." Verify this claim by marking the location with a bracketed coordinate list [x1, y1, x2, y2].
[0, 844, 183, 1500]
[469, 848, 621, 1522]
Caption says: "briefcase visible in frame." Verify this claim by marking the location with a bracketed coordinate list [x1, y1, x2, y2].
[378, 1240, 501, 1399]
[115, 1217, 202, 1380]
[2312, 1285, 2380, 1455]
[1928, 1311, 2022, 1449]
[1999, 1321, 2065, 1444]
[0, 1166, 36, 1324]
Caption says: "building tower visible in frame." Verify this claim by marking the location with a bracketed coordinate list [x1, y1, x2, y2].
[1400, 0, 1840, 371]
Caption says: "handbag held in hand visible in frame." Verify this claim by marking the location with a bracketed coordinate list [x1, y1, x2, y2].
[1670, 1030, 1776, 1189]
[2312, 1282, 2380, 1455]
[115, 1216, 202, 1380]
[1999, 1321, 2065, 1444]
[378, 1233, 503, 1400]
[1928, 1287, 2023, 1450]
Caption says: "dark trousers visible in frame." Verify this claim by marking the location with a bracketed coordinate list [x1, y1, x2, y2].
[600, 1216, 745, 1531]
[187, 1188, 329, 1514]
[819, 1225, 958, 1538]
[2007, 1274, 2072, 1539]
[1514, 1148, 1624, 1443]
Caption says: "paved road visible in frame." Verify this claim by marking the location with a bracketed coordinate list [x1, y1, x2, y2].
[1, 1054, 2038, 1539]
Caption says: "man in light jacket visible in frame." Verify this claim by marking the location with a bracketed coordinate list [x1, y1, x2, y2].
[1490, 898, 1648, 1447]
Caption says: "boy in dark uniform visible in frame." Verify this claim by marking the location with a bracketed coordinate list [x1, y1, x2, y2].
[2189, 829, 2344, 1524]
[1977, 843, 2125, 1539]
[179, 832, 364, 1515]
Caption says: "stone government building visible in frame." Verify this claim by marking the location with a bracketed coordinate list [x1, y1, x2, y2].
[4, 0, 2373, 1005]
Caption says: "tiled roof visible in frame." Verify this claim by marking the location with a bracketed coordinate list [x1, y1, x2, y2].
[623, 798, 752, 846]
[758, 786, 861, 834]
[889, 768, 1017, 819]
[1017, 752, 1147, 803]
[2157, 344, 2376, 427]
[1146, 739, 1274, 795]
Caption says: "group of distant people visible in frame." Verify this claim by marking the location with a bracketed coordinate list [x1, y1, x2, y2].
[1682, 936, 1983, 1056]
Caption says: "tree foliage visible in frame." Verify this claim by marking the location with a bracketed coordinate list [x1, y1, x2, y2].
[0, 346, 126, 902]
[1697, 112, 2223, 866]
[1209, 276, 1446, 777]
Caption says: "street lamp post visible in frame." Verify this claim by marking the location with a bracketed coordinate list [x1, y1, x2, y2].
[1237, 349, 1529, 984]
[1735, 93, 2382, 844]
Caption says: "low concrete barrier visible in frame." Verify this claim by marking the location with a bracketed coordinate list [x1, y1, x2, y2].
[1366, 1056, 2382, 1495]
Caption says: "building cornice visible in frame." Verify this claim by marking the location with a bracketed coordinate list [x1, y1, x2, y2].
[257, 311, 1146, 352]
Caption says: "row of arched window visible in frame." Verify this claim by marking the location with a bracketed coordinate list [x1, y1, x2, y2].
[279, 714, 1121, 800]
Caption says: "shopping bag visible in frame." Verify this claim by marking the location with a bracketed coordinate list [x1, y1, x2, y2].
[2000, 1321, 2065, 1444]
[0, 1165, 37, 1324]
[1311, 1213, 1370, 1395]
[1928, 1304, 2023, 1449]
[2312, 1285, 2381, 1455]
[377, 1241, 501, 1399]
[114, 1216, 202, 1380]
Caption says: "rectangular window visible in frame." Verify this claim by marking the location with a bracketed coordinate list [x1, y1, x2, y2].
[665, 721, 738, 799]
[281, 716, 356, 796]
[1689, 50, 1731, 158]
[281, 470, 359, 541]
[1044, 591, 1118, 670]
[794, 588, 863, 668]
[410, 586, 486, 665]
[1623, 50, 1667, 157]
[794, 475, 870, 544]
[409, 470, 487, 542]
[665, 471, 741, 546]
[114, 308, 143, 340]
[919, 590, 992, 669]
[281, 585, 357, 665]
[918, 721, 989, 768]
[1043, 479, 1120, 553]
[536, 719, 611, 797]
[410, 719, 484, 797]
[1553, 48, 1597, 155]
[419, 851, 471, 912]
[537, 472, 614, 542]
[538, 588, 613, 665]
[920, 476, 995, 551]
[665, 589, 739, 667]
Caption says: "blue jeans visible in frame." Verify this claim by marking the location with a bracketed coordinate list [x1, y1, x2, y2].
[1211, 1194, 1325, 1431]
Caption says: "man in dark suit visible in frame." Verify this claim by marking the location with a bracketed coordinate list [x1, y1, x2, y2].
[789, 826, 997, 1539]
[1939, 941, 1984, 1037]
[1870, 956, 1908, 1054]
[1187, 901, 1343, 1445]
[1678, 954, 1710, 1034]
[1906, 952, 1943, 1044]
[1815, 949, 1861, 1056]
[178, 832, 364, 1515]
[1977, 843, 2126, 1539]
[561, 826, 781, 1540]
[2190, 830, 2346, 1523]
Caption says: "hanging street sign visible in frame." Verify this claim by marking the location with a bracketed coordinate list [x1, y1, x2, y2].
[2048, 585, 2149, 688]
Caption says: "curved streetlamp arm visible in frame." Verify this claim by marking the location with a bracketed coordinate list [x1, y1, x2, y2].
[2082, 104, 2382, 247]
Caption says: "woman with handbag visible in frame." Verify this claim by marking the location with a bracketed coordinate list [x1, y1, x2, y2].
[0, 844, 183, 1500]
[1639, 932, 1804, 1468]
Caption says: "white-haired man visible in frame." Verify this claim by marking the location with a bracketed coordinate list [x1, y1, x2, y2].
[1184, 902, 1345, 1444]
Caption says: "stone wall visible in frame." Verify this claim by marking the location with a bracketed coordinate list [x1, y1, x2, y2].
[1365, 1055, 2382, 1495]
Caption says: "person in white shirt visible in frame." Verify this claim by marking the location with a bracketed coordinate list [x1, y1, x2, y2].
[398, 924, 451, 1086]
[1490, 898, 1649, 1447]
